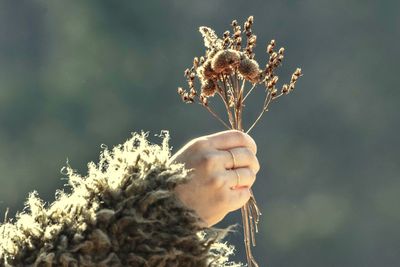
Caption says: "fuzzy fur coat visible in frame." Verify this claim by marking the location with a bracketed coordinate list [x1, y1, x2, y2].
[0, 131, 241, 266]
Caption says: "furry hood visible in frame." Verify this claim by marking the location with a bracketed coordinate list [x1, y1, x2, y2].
[0, 130, 242, 266]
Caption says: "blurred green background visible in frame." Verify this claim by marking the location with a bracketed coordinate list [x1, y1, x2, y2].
[1, 1, 399, 266]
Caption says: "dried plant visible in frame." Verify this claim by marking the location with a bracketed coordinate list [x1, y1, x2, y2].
[0, 132, 240, 266]
[177, 16, 302, 267]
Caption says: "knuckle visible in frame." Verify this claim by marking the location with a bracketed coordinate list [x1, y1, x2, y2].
[232, 130, 246, 145]
[253, 157, 260, 173]
[198, 152, 216, 171]
[245, 149, 260, 173]
[243, 132, 257, 154]
[207, 174, 225, 189]
[253, 142, 258, 155]
[232, 130, 257, 154]
[246, 168, 257, 186]
[191, 138, 209, 150]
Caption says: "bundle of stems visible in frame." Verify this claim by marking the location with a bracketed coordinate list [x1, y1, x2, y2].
[177, 16, 302, 267]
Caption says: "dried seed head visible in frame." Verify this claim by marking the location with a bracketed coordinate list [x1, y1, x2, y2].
[177, 87, 184, 95]
[199, 56, 205, 64]
[234, 29, 241, 38]
[184, 69, 190, 77]
[200, 94, 209, 106]
[247, 16, 254, 24]
[244, 21, 251, 31]
[291, 68, 302, 82]
[182, 92, 194, 103]
[193, 57, 199, 68]
[231, 20, 238, 27]
[282, 84, 289, 94]
[248, 35, 257, 45]
[238, 57, 260, 82]
[199, 26, 223, 50]
[206, 49, 218, 59]
[211, 49, 241, 74]
[267, 39, 276, 54]
[278, 47, 285, 55]
[197, 60, 215, 80]
[190, 87, 197, 96]
[201, 79, 217, 97]
[294, 68, 302, 76]
[272, 76, 279, 85]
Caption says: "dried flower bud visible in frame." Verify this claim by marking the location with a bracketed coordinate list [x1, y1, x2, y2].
[272, 76, 279, 85]
[211, 49, 241, 74]
[200, 94, 209, 106]
[244, 22, 250, 30]
[248, 35, 257, 45]
[267, 40, 275, 53]
[184, 69, 190, 77]
[183, 92, 194, 103]
[201, 79, 217, 97]
[193, 57, 199, 68]
[223, 31, 230, 38]
[239, 57, 260, 82]
[177, 87, 184, 95]
[267, 44, 273, 54]
[206, 49, 217, 59]
[271, 89, 278, 97]
[247, 16, 254, 24]
[231, 20, 238, 27]
[197, 60, 216, 80]
[199, 56, 205, 64]
[278, 47, 285, 55]
[291, 68, 302, 83]
[234, 30, 241, 38]
[282, 84, 289, 94]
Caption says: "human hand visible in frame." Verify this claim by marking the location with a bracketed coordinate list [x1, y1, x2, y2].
[168, 130, 260, 227]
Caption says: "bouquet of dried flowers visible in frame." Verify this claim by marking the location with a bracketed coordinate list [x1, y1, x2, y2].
[177, 16, 302, 267]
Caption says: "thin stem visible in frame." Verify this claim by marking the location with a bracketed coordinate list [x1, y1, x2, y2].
[229, 74, 238, 97]
[243, 83, 257, 102]
[224, 74, 235, 102]
[199, 102, 231, 130]
[242, 204, 259, 267]
[217, 84, 235, 128]
[246, 90, 274, 134]
[220, 76, 236, 129]
[272, 92, 284, 100]
[224, 74, 261, 267]
[227, 74, 240, 127]
[236, 123, 260, 267]
[240, 79, 246, 94]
